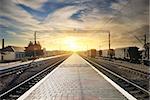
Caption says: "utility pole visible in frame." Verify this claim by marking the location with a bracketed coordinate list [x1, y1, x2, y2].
[108, 31, 110, 50]
[144, 34, 147, 58]
[108, 31, 112, 60]
[34, 31, 37, 57]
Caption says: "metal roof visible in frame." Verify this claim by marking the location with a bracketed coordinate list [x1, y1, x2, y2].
[1, 46, 25, 52]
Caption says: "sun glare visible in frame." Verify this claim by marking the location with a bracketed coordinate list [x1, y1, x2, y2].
[64, 37, 79, 51]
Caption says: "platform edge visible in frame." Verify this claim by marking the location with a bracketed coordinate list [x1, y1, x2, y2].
[80, 56, 137, 100]
[17, 58, 67, 100]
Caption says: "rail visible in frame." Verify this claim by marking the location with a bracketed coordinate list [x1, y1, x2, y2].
[0, 57, 67, 100]
[83, 57, 150, 100]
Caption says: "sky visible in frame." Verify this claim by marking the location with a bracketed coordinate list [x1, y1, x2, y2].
[0, 0, 149, 51]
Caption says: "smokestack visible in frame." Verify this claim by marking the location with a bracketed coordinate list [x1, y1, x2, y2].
[2, 38, 4, 49]
[34, 31, 37, 44]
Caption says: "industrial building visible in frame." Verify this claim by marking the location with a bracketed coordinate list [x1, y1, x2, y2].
[25, 32, 44, 58]
[0, 35, 45, 62]
[25, 41, 44, 57]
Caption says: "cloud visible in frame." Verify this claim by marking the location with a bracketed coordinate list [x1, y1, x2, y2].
[14, 0, 47, 9]
[43, 6, 83, 29]
[111, 0, 128, 10]
[0, 0, 41, 31]
[17, 0, 77, 21]
[0, 0, 149, 50]
[110, 0, 149, 24]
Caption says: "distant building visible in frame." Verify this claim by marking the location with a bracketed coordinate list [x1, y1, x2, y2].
[44, 50, 63, 57]
[25, 41, 44, 57]
[1, 46, 25, 61]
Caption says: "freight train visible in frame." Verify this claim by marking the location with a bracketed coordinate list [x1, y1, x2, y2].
[114, 47, 141, 63]
[85, 46, 147, 64]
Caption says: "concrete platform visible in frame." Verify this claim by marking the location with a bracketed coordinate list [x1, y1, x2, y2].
[18, 54, 131, 100]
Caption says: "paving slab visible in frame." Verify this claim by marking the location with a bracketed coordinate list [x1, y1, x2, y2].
[18, 54, 128, 100]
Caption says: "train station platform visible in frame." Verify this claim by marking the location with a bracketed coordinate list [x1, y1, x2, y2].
[18, 54, 132, 100]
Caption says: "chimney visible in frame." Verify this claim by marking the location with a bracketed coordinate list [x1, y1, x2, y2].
[2, 38, 4, 49]
[34, 31, 37, 44]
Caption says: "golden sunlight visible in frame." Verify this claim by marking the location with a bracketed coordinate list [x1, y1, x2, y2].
[64, 37, 79, 51]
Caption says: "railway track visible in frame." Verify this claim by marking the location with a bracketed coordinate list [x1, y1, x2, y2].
[0, 60, 35, 77]
[97, 57, 149, 76]
[0, 56, 68, 100]
[89, 57, 149, 90]
[0, 54, 71, 77]
[0, 55, 70, 93]
[83, 57, 150, 100]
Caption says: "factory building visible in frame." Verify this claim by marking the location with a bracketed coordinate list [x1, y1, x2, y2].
[25, 41, 44, 57]
[25, 32, 44, 58]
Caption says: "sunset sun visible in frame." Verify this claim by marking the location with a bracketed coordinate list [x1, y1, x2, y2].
[64, 37, 79, 51]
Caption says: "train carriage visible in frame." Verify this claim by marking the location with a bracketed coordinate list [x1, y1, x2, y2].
[115, 47, 140, 63]
[97, 50, 102, 57]
[87, 49, 97, 58]
[115, 48, 129, 60]
[102, 49, 115, 58]
[102, 50, 108, 57]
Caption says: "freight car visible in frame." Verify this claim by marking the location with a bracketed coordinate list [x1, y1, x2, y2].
[87, 49, 97, 58]
[102, 49, 115, 58]
[115, 48, 129, 60]
[102, 50, 108, 57]
[97, 50, 102, 57]
[115, 47, 141, 63]
[108, 49, 115, 58]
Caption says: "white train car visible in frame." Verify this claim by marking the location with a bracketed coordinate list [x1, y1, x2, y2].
[102, 49, 115, 58]
[115, 48, 129, 59]
[115, 47, 140, 63]
[102, 50, 108, 57]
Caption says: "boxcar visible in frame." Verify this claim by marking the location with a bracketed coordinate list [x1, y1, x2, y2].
[115, 48, 129, 60]
[102, 49, 115, 58]
[108, 49, 115, 58]
[88, 49, 96, 58]
[115, 47, 140, 63]
[102, 50, 108, 57]
[97, 50, 102, 57]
